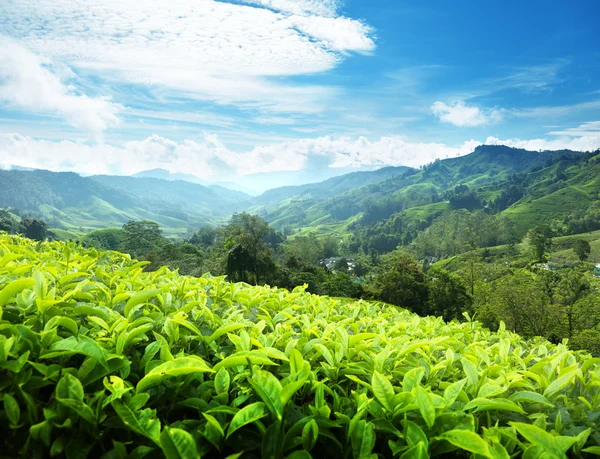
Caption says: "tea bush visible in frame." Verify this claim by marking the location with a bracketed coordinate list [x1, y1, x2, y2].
[0, 233, 599, 458]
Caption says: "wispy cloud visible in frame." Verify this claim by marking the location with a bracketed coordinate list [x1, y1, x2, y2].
[0, 37, 122, 140]
[0, 0, 374, 114]
[548, 121, 600, 137]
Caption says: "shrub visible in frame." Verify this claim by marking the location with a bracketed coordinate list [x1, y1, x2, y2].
[0, 234, 599, 458]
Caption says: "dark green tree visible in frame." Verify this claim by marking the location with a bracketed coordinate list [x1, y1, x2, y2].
[573, 239, 591, 262]
[333, 257, 349, 272]
[223, 213, 280, 285]
[321, 272, 363, 299]
[189, 227, 217, 247]
[121, 220, 166, 259]
[82, 228, 125, 251]
[21, 218, 48, 241]
[0, 210, 21, 234]
[526, 224, 553, 262]
[426, 267, 472, 321]
[367, 251, 429, 314]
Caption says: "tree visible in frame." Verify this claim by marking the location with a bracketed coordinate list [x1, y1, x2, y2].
[426, 267, 472, 321]
[223, 213, 279, 285]
[321, 272, 363, 299]
[121, 220, 166, 259]
[0, 210, 21, 234]
[573, 239, 591, 262]
[555, 271, 592, 339]
[189, 227, 217, 247]
[21, 218, 48, 241]
[490, 270, 561, 338]
[367, 251, 429, 314]
[333, 257, 349, 272]
[82, 228, 125, 251]
[525, 224, 553, 262]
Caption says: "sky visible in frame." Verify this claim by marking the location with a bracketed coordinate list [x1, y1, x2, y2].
[1, 0, 600, 190]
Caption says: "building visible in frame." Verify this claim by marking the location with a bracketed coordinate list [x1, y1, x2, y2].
[595, 264, 600, 277]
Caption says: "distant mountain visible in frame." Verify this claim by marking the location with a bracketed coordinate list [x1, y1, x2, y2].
[233, 164, 384, 194]
[0, 170, 250, 235]
[254, 166, 414, 206]
[253, 145, 593, 235]
[132, 168, 257, 195]
[4, 145, 597, 242]
[91, 175, 252, 217]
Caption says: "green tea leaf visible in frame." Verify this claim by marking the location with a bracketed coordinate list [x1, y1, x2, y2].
[464, 397, 526, 414]
[112, 401, 161, 445]
[215, 368, 231, 396]
[302, 419, 319, 451]
[137, 356, 213, 392]
[227, 402, 266, 438]
[436, 430, 492, 458]
[160, 427, 198, 459]
[372, 371, 396, 412]
[0, 278, 35, 307]
[124, 289, 160, 318]
[417, 386, 436, 429]
[4, 393, 20, 426]
[250, 370, 284, 420]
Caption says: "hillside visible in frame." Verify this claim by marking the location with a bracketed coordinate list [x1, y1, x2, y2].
[1, 233, 599, 457]
[91, 175, 252, 217]
[258, 145, 597, 241]
[133, 168, 256, 195]
[0, 170, 251, 236]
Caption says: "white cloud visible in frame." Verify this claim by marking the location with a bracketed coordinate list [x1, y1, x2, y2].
[0, 131, 482, 179]
[431, 100, 502, 127]
[482, 121, 600, 152]
[0, 0, 374, 113]
[548, 121, 600, 137]
[3, 129, 600, 182]
[240, 0, 340, 17]
[484, 135, 600, 153]
[0, 37, 122, 139]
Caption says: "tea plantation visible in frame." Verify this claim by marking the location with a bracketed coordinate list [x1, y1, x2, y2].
[0, 234, 599, 458]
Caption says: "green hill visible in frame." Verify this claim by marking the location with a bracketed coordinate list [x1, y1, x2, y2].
[0, 170, 252, 236]
[259, 146, 598, 247]
[1, 233, 599, 457]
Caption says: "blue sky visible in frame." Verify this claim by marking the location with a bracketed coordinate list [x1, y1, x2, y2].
[1, 0, 599, 189]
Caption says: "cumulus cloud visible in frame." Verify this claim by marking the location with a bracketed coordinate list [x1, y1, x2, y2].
[4, 124, 598, 181]
[0, 37, 122, 139]
[0, 0, 374, 113]
[0, 132, 481, 178]
[431, 100, 502, 127]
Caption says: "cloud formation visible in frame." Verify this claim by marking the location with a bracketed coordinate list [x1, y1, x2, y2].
[0, 0, 374, 113]
[0, 37, 122, 139]
[431, 100, 502, 127]
[2, 128, 599, 183]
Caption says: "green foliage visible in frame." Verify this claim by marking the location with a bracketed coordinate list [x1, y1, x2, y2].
[573, 239, 592, 262]
[121, 220, 167, 259]
[367, 251, 429, 314]
[0, 234, 600, 458]
[526, 224, 554, 262]
[82, 227, 125, 251]
[426, 267, 472, 321]
[21, 218, 48, 241]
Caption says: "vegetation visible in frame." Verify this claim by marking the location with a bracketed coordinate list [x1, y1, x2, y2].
[1, 233, 600, 458]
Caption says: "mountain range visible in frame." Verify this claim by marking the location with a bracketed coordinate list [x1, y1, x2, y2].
[1, 145, 599, 240]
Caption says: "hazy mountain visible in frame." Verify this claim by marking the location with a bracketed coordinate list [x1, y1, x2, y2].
[132, 168, 257, 195]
